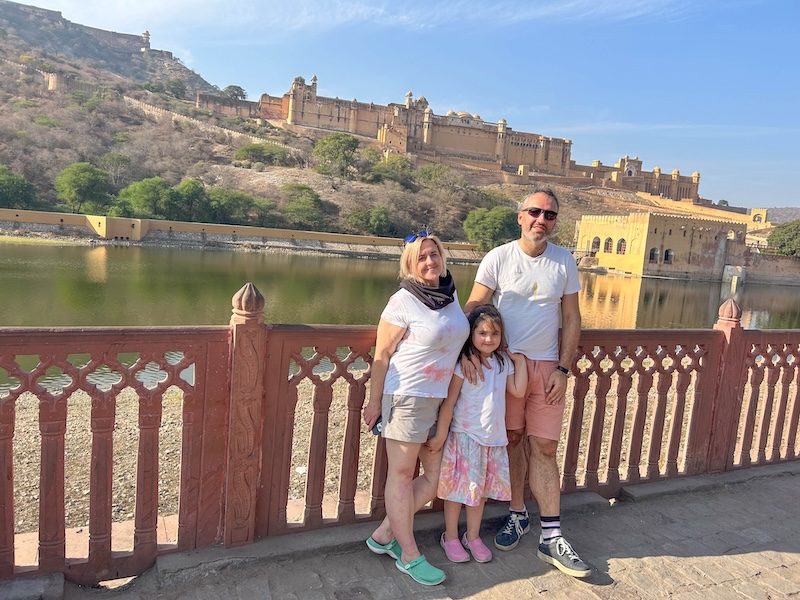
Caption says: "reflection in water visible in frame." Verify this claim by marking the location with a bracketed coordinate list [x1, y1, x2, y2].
[85, 246, 108, 283]
[2, 242, 800, 330]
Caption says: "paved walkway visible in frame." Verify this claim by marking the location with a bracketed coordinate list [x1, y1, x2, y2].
[5, 463, 800, 599]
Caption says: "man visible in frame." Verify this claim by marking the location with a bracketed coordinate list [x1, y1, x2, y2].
[463, 187, 589, 578]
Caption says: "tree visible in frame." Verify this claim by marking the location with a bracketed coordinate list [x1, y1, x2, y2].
[235, 143, 291, 166]
[170, 179, 210, 222]
[718, 199, 729, 206]
[312, 133, 359, 178]
[768, 220, 800, 257]
[222, 85, 247, 101]
[368, 154, 415, 189]
[54, 163, 112, 214]
[97, 153, 133, 189]
[117, 177, 173, 218]
[0, 166, 36, 209]
[280, 184, 326, 230]
[463, 206, 519, 250]
[206, 187, 257, 224]
[164, 79, 186, 100]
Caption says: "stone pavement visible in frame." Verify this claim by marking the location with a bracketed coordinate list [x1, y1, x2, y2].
[5, 462, 799, 600]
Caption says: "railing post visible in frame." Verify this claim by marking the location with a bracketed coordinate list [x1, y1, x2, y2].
[708, 299, 747, 473]
[224, 283, 266, 547]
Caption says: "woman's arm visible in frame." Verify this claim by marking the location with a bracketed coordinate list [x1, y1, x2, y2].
[363, 318, 406, 430]
[506, 352, 528, 398]
[425, 374, 463, 453]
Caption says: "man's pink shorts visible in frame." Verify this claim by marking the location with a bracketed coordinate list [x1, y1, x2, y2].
[505, 359, 563, 441]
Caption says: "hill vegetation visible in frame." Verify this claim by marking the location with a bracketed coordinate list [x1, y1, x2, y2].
[4, 1, 794, 250]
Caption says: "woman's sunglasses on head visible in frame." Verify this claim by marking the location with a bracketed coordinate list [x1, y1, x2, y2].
[404, 231, 431, 243]
[520, 207, 558, 221]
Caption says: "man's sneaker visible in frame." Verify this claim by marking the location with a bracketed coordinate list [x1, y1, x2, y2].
[494, 511, 530, 551]
[537, 535, 591, 578]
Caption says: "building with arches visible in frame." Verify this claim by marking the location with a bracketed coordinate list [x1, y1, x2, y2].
[577, 213, 748, 281]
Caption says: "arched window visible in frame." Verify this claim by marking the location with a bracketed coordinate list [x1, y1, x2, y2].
[753, 214, 763, 222]
[591, 237, 600, 252]
[604, 237, 613, 253]
[664, 249, 675, 264]
[616, 239, 627, 255]
[648, 248, 659, 263]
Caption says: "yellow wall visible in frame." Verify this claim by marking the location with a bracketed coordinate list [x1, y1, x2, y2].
[0, 208, 478, 252]
[578, 212, 748, 281]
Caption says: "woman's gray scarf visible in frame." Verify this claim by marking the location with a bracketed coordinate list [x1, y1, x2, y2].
[399, 270, 456, 310]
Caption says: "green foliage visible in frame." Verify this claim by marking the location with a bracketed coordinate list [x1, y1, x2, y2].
[113, 132, 131, 145]
[0, 166, 37, 209]
[368, 155, 416, 189]
[206, 187, 258, 225]
[170, 179, 209, 221]
[117, 177, 173, 218]
[13, 100, 37, 109]
[280, 184, 326, 230]
[234, 143, 292, 166]
[478, 188, 513, 206]
[71, 91, 91, 106]
[414, 164, 465, 191]
[312, 133, 359, 178]
[164, 79, 187, 100]
[222, 85, 247, 101]
[463, 206, 519, 250]
[34, 115, 60, 128]
[54, 163, 112, 214]
[368, 205, 392, 236]
[767, 220, 800, 257]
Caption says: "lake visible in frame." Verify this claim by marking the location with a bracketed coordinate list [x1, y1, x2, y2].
[2, 241, 800, 330]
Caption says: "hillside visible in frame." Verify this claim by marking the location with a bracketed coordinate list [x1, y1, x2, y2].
[0, 0, 218, 95]
[1, 0, 787, 246]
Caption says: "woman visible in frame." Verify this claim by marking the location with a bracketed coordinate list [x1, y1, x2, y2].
[362, 232, 469, 586]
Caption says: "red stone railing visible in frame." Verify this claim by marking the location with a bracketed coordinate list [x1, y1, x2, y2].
[0, 285, 798, 585]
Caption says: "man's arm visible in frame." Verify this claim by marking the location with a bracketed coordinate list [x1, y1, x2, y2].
[464, 281, 495, 314]
[545, 292, 582, 404]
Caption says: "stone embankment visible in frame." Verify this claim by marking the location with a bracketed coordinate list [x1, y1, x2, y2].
[0, 221, 486, 265]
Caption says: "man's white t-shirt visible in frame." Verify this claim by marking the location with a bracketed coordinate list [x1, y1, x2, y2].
[451, 355, 513, 447]
[381, 289, 470, 398]
[474, 241, 580, 361]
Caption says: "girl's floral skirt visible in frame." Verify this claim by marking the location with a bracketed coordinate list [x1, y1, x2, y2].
[437, 431, 511, 506]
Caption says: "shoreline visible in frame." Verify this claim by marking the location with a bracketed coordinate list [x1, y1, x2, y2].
[0, 227, 486, 265]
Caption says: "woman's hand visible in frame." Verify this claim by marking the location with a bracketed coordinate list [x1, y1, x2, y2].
[363, 399, 382, 431]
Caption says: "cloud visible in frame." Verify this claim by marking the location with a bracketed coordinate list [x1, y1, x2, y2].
[29, 0, 697, 36]
[553, 121, 795, 137]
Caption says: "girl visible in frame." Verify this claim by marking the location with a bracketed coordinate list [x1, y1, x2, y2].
[427, 304, 527, 563]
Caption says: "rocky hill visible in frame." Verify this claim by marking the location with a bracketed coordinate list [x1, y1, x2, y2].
[0, 0, 218, 96]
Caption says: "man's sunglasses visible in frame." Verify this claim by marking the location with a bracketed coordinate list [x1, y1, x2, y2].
[404, 231, 431, 243]
[520, 207, 558, 221]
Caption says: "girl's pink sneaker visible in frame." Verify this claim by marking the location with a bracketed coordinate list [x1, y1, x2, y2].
[440, 532, 470, 562]
[462, 533, 493, 563]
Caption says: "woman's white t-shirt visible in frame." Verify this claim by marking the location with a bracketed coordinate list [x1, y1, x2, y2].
[380, 289, 470, 398]
[451, 355, 512, 447]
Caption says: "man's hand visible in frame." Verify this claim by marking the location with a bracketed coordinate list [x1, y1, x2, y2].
[460, 350, 490, 385]
[544, 369, 568, 405]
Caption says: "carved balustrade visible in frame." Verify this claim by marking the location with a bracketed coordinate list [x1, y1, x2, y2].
[0, 285, 797, 586]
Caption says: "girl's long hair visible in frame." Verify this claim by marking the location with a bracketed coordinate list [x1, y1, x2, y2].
[460, 304, 506, 372]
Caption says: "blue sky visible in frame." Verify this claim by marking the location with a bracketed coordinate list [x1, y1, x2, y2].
[30, 1, 800, 208]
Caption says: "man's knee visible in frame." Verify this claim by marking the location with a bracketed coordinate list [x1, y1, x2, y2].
[529, 436, 558, 460]
[507, 429, 525, 448]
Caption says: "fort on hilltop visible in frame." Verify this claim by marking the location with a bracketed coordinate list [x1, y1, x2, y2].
[197, 76, 701, 202]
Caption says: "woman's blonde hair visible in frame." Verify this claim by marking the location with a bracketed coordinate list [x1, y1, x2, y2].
[399, 234, 447, 282]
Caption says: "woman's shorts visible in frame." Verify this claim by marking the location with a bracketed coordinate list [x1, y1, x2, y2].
[381, 393, 443, 444]
[505, 359, 564, 441]
[437, 431, 511, 506]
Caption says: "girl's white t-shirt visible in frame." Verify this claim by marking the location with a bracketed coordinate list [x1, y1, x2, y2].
[450, 355, 513, 447]
[380, 289, 470, 398]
